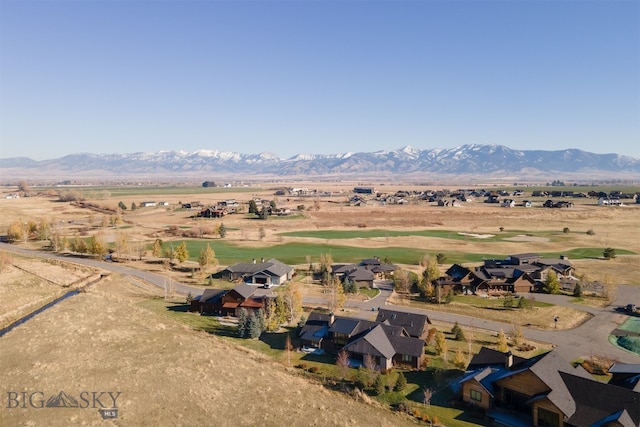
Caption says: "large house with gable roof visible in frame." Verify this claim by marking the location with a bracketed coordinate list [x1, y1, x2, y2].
[455, 347, 640, 426]
[189, 282, 274, 316]
[220, 258, 294, 287]
[299, 310, 428, 371]
[436, 253, 575, 296]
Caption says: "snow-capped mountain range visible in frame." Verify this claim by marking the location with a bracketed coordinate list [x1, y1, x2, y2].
[1, 144, 638, 180]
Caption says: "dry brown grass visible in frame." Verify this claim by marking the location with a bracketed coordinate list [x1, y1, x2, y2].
[0, 255, 100, 328]
[387, 293, 591, 330]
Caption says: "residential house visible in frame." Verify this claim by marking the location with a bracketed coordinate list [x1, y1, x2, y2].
[190, 288, 227, 314]
[331, 258, 397, 288]
[437, 254, 574, 297]
[471, 267, 536, 295]
[436, 264, 475, 295]
[220, 259, 294, 287]
[299, 310, 427, 371]
[375, 308, 432, 340]
[220, 283, 270, 316]
[456, 347, 640, 426]
[198, 206, 228, 218]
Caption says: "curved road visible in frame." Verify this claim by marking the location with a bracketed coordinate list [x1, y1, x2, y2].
[2, 244, 638, 363]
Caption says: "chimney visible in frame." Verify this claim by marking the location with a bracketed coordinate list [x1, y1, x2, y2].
[329, 312, 335, 326]
[505, 351, 513, 368]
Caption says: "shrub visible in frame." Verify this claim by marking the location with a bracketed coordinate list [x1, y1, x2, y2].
[603, 247, 616, 260]
[394, 372, 407, 392]
[503, 294, 514, 308]
[374, 374, 386, 396]
[396, 401, 411, 414]
[586, 229, 595, 235]
[308, 366, 319, 374]
[563, 227, 570, 233]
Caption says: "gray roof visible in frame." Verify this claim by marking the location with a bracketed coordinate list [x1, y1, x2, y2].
[226, 259, 293, 277]
[609, 363, 640, 374]
[344, 325, 396, 360]
[346, 267, 375, 282]
[526, 351, 591, 417]
[467, 347, 527, 370]
[376, 308, 431, 338]
[198, 288, 227, 303]
[231, 282, 256, 299]
[388, 334, 425, 358]
[561, 371, 640, 427]
[329, 317, 361, 335]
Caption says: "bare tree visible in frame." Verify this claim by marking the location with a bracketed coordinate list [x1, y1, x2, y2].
[393, 268, 412, 293]
[363, 354, 376, 385]
[284, 334, 292, 367]
[422, 387, 433, 407]
[336, 349, 350, 380]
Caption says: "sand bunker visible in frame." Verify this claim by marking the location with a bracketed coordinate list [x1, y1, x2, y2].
[458, 232, 495, 239]
[503, 235, 550, 242]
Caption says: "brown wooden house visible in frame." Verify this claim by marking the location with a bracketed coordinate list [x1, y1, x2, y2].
[457, 347, 640, 426]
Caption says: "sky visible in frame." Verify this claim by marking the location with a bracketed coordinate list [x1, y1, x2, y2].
[0, 0, 638, 160]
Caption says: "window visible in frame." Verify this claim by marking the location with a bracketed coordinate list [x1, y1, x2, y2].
[537, 407, 560, 427]
[470, 389, 482, 402]
[401, 354, 412, 362]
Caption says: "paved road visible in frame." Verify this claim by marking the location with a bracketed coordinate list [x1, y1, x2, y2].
[2, 243, 638, 363]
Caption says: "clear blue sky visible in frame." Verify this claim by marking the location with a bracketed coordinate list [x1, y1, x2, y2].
[1, 0, 638, 160]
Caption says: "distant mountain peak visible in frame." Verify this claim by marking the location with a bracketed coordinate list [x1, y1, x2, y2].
[1, 145, 638, 180]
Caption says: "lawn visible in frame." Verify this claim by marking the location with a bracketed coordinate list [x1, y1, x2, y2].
[155, 239, 634, 267]
[452, 295, 553, 309]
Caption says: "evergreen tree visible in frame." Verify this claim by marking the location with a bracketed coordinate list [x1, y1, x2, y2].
[395, 372, 407, 392]
[131, 202, 137, 211]
[374, 374, 386, 396]
[248, 199, 258, 214]
[247, 310, 265, 338]
[573, 282, 582, 297]
[452, 322, 466, 341]
[218, 223, 227, 238]
[118, 201, 127, 210]
[237, 308, 249, 337]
